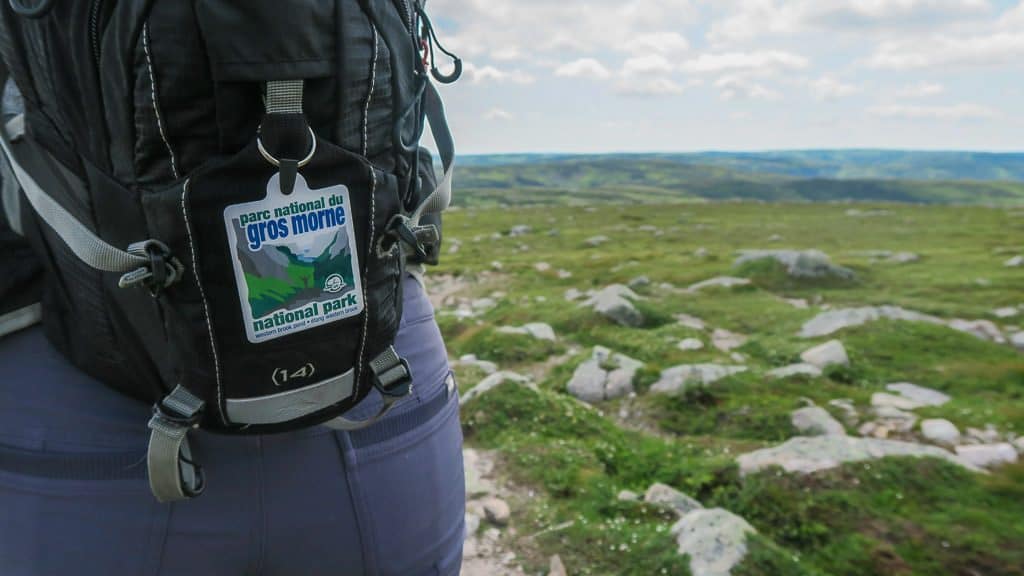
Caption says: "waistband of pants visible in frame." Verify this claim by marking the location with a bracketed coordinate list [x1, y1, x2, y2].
[0, 373, 455, 481]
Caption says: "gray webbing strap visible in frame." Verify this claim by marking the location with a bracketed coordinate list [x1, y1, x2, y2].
[411, 81, 455, 225]
[1, 115, 25, 234]
[225, 368, 356, 425]
[0, 303, 41, 338]
[147, 385, 205, 503]
[265, 80, 304, 115]
[0, 119, 149, 274]
[324, 347, 412, 431]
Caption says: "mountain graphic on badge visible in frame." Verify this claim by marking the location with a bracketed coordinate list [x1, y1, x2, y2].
[234, 227, 356, 320]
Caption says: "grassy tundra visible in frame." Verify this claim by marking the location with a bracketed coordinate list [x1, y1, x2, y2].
[436, 201, 1024, 575]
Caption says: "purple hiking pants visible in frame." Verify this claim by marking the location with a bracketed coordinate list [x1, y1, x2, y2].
[0, 275, 465, 576]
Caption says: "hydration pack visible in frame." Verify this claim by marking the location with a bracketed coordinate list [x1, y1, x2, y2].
[0, 0, 460, 501]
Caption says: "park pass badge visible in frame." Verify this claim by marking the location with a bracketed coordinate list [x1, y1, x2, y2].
[224, 173, 364, 344]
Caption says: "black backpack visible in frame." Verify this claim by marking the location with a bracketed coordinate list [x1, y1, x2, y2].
[0, 0, 460, 501]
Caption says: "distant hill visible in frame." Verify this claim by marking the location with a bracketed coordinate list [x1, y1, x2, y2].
[452, 153, 1024, 207]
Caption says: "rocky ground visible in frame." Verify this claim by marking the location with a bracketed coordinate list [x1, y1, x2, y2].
[431, 203, 1024, 575]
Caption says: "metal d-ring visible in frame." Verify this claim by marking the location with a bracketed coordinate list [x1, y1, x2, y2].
[257, 126, 318, 168]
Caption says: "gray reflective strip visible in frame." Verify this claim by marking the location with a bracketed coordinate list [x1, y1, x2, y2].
[147, 385, 204, 503]
[411, 81, 455, 224]
[265, 80, 304, 115]
[0, 122, 148, 273]
[224, 368, 356, 425]
[0, 303, 41, 338]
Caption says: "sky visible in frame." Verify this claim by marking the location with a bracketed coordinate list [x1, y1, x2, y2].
[425, 0, 1024, 154]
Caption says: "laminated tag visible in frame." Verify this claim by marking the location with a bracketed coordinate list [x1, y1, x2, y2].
[224, 173, 364, 344]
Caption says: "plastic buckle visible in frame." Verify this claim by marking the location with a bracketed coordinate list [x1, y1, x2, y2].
[122, 239, 184, 297]
[376, 357, 413, 399]
[151, 400, 202, 430]
[387, 215, 428, 261]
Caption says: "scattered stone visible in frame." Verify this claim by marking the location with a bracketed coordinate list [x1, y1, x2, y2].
[582, 285, 644, 327]
[628, 275, 651, 289]
[1014, 437, 1024, 455]
[686, 276, 751, 293]
[490, 261, 503, 270]
[799, 306, 942, 338]
[871, 392, 925, 411]
[644, 483, 704, 518]
[497, 323, 557, 342]
[675, 313, 707, 331]
[785, 298, 810, 309]
[671, 509, 755, 576]
[465, 512, 482, 539]
[650, 364, 748, 395]
[768, 234, 783, 242]
[846, 209, 891, 217]
[548, 555, 567, 576]
[481, 497, 511, 527]
[994, 307, 1020, 319]
[617, 490, 640, 502]
[734, 249, 856, 280]
[955, 444, 1019, 469]
[948, 319, 1006, 344]
[508, 225, 531, 237]
[712, 329, 748, 352]
[737, 436, 978, 476]
[889, 252, 921, 264]
[534, 262, 552, 273]
[800, 340, 850, 369]
[556, 269, 573, 279]
[1012, 332, 1024, 351]
[456, 354, 499, 375]
[886, 383, 951, 407]
[966, 425, 1002, 445]
[460, 372, 534, 406]
[1005, 255, 1023, 268]
[921, 419, 961, 447]
[567, 347, 644, 404]
[791, 406, 846, 437]
[872, 405, 918, 434]
[828, 399, 859, 425]
[564, 288, 584, 301]
[585, 235, 609, 247]
[464, 449, 497, 497]
[768, 364, 823, 379]
[694, 247, 709, 259]
[678, 338, 705, 352]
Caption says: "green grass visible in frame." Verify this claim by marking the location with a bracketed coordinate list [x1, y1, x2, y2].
[441, 201, 1024, 575]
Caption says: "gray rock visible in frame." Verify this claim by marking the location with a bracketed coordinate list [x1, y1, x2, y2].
[948, 319, 1006, 344]
[993, 307, 1020, 319]
[678, 338, 705, 352]
[671, 509, 755, 576]
[712, 329, 747, 352]
[548, 555, 567, 576]
[464, 449, 497, 497]
[567, 347, 643, 404]
[629, 275, 651, 289]
[650, 364, 748, 395]
[737, 436, 978, 475]
[617, 490, 640, 502]
[460, 372, 534, 406]
[675, 313, 707, 331]
[734, 249, 855, 280]
[799, 306, 943, 338]
[872, 405, 918, 434]
[955, 444, 1019, 469]
[889, 252, 921, 264]
[768, 364, 823, 379]
[497, 322, 557, 342]
[582, 285, 644, 327]
[456, 354, 499, 375]
[966, 425, 1002, 445]
[465, 512, 482, 540]
[686, 276, 751, 293]
[791, 406, 846, 437]
[564, 288, 584, 301]
[828, 399, 859, 425]
[1013, 332, 1024, 351]
[585, 235, 609, 247]
[481, 497, 511, 527]
[785, 298, 810, 309]
[886, 383, 951, 407]
[534, 262, 552, 272]
[871, 392, 925, 411]
[644, 483, 704, 517]
[921, 419, 961, 447]
[508, 225, 532, 237]
[1014, 437, 1024, 455]
[800, 340, 850, 369]
[1005, 255, 1023, 267]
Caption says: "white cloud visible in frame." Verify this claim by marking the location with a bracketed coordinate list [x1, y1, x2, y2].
[865, 32, 1024, 69]
[483, 108, 514, 121]
[623, 32, 691, 56]
[809, 76, 861, 100]
[895, 81, 945, 97]
[680, 50, 809, 75]
[617, 77, 687, 97]
[555, 58, 613, 80]
[622, 54, 676, 76]
[868, 103, 998, 119]
[715, 75, 781, 100]
[710, 0, 993, 43]
[461, 63, 536, 84]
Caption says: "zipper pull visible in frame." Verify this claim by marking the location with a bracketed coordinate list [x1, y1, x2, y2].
[415, 4, 462, 84]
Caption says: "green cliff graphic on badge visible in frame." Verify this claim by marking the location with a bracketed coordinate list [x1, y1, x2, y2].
[224, 173, 364, 344]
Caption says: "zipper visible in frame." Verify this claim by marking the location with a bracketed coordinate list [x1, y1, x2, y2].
[89, 0, 104, 70]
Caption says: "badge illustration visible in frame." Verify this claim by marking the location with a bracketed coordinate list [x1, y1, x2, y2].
[224, 173, 364, 344]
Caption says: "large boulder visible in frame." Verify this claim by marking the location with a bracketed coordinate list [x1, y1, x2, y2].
[671, 509, 756, 576]
[650, 364, 748, 395]
[644, 483, 703, 518]
[566, 347, 643, 404]
[582, 285, 644, 327]
[737, 436, 978, 476]
[735, 249, 855, 280]
[800, 340, 850, 369]
[791, 406, 846, 436]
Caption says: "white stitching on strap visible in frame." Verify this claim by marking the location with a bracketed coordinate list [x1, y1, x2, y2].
[142, 24, 179, 180]
[355, 169, 376, 393]
[362, 23, 379, 157]
[181, 181, 225, 425]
